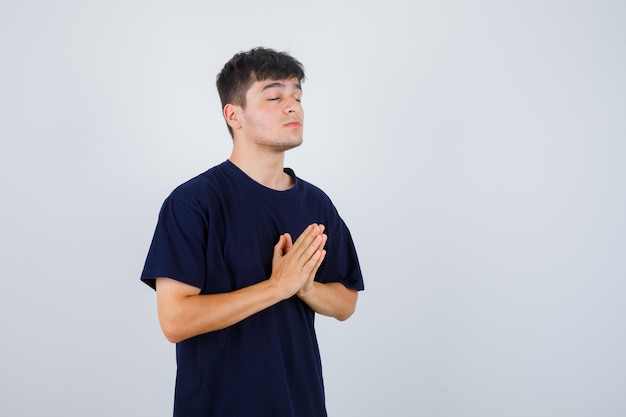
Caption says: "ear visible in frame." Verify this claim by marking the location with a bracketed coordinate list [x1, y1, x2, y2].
[223, 104, 242, 130]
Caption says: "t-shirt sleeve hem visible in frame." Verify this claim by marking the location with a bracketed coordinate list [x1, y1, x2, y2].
[140, 269, 203, 291]
[340, 279, 365, 291]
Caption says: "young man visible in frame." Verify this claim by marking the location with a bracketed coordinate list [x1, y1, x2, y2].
[141, 47, 364, 417]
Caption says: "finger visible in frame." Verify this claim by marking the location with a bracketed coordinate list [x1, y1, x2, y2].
[307, 233, 327, 278]
[297, 233, 325, 266]
[283, 233, 293, 253]
[301, 248, 325, 276]
[289, 224, 321, 260]
[306, 232, 327, 262]
[309, 248, 327, 279]
[273, 234, 286, 260]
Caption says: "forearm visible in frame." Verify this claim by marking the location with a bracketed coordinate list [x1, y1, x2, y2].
[157, 278, 283, 343]
[156, 225, 328, 343]
[297, 282, 358, 321]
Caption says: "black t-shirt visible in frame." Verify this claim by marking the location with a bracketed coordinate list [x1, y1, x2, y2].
[141, 160, 364, 417]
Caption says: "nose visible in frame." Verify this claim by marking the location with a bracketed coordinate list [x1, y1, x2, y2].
[285, 97, 302, 114]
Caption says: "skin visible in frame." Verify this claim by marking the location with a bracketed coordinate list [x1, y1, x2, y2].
[156, 77, 358, 344]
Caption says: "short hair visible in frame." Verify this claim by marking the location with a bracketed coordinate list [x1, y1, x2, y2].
[216, 47, 306, 137]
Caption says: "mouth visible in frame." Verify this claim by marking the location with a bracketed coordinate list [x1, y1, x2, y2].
[284, 119, 302, 128]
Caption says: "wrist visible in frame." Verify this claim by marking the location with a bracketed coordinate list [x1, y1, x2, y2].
[297, 281, 316, 300]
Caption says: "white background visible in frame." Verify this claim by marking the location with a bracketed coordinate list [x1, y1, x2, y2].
[1, 1, 625, 416]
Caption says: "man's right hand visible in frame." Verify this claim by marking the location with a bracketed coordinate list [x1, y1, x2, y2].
[270, 224, 327, 299]
[155, 224, 328, 343]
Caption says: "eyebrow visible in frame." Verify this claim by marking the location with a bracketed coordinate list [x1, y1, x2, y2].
[261, 81, 302, 92]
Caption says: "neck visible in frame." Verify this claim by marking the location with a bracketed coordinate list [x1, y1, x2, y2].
[229, 145, 293, 191]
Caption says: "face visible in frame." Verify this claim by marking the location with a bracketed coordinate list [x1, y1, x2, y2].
[236, 77, 304, 152]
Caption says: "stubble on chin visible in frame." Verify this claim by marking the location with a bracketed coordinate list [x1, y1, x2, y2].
[257, 136, 304, 153]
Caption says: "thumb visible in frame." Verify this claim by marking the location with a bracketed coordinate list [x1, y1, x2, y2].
[273, 234, 286, 260]
[283, 233, 293, 253]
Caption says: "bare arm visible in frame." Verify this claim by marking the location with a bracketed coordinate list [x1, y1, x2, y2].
[297, 281, 358, 321]
[156, 224, 327, 343]
[278, 224, 359, 321]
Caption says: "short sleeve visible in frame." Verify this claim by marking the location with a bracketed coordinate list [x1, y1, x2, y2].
[140, 195, 208, 290]
[316, 206, 364, 291]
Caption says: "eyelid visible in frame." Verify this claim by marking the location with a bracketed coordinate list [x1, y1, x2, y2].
[266, 93, 301, 102]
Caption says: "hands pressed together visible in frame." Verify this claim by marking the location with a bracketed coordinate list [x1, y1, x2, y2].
[155, 223, 354, 343]
[270, 223, 327, 300]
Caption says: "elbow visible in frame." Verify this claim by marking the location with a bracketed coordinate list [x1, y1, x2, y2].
[160, 322, 181, 344]
[159, 315, 188, 344]
[336, 305, 355, 321]
[155, 277, 201, 344]
[336, 295, 357, 321]
[335, 289, 359, 321]
[162, 328, 184, 344]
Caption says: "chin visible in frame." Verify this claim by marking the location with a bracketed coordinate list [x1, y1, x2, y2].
[275, 141, 302, 152]
[264, 137, 303, 152]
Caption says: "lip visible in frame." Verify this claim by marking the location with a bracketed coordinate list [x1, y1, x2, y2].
[284, 119, 302, 128]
